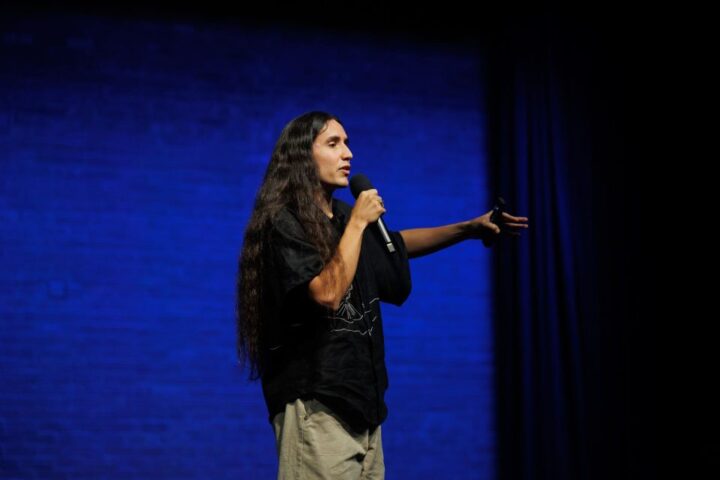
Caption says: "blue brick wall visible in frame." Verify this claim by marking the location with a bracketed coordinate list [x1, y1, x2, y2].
[1, 12, 494, 479]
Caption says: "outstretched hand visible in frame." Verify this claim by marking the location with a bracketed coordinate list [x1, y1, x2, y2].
[464, 210, 529, 246]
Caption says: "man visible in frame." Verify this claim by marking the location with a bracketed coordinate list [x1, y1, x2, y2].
[236, 111, 529, 479]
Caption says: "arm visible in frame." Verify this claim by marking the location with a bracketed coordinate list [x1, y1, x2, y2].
[308, 217, 366, 311]
[400, 221, 471, 260]
[308, 189, 385, 311]
[400, 210, 529, 259]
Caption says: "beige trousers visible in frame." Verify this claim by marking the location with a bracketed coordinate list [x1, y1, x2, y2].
[272, 397, 384, 479]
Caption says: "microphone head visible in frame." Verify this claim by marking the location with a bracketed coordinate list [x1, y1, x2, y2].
[349, 173, 374, 199]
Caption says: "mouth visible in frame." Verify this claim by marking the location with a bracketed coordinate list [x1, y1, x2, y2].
[339, 167, 351, 174]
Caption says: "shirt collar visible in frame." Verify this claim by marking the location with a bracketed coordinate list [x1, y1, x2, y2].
[330, 198, 347, 224]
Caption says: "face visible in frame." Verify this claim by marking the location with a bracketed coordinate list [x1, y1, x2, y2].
[312, 119, 353, 191]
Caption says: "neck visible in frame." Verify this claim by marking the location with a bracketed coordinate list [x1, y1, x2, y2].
[316, 187, 334, 218]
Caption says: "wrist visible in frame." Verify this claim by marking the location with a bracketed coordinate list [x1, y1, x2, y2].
[458, 220, 474, 240]
[347, 216, 368, 232]
[459, 220, 490, 242]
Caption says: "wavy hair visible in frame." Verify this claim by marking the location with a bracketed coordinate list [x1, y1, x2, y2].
[236, 111, 346, 381]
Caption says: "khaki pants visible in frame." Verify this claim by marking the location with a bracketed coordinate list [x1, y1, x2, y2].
[272, 397, 385, 479]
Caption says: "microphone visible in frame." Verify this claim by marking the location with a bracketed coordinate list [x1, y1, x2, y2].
[489, 196, 506, 228]
[484, 195, 506, 247]
[349, 173, 396, 254]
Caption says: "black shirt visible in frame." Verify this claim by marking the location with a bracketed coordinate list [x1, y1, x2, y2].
[260, 197, 412, 434]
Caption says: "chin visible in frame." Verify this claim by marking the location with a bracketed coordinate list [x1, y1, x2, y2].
[321, 181, 345, 192]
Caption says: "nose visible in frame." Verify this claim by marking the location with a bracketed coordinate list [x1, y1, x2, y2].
[343, 144, 353, 159]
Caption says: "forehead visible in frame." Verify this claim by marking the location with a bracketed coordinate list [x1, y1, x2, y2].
[316, 119, 347, 140]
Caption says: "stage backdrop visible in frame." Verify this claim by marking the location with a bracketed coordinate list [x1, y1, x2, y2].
[1, 11, 496, 479]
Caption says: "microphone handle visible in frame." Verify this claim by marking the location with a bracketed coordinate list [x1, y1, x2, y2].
[376, 217, 396, 253]
[490, 196, 506, 231]
[483, 196, 506, 247]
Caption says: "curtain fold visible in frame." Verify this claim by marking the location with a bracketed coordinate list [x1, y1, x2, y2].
[486, 14, 652, 480]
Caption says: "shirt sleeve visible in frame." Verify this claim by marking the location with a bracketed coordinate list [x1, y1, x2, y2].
[366, 227, 412, 306]
[267, 209, 325, 307]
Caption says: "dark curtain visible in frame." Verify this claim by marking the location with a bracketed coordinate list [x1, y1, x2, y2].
[485, 14, 657, 480]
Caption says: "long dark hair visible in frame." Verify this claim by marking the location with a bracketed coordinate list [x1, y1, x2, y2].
[236, 111, 347, 381]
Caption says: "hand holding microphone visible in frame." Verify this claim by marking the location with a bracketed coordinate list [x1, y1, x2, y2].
[351, 188, 386, 227]
[349, 174, 396, 254]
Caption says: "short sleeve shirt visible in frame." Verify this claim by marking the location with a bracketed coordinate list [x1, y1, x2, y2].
[260, 197, 412, 434]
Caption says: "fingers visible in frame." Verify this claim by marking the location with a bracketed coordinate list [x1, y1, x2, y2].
[360, 190, 382, 202]
[361, 189, 380, 200]
[502, 212, 528, 221]
[355, 188, 387, 222]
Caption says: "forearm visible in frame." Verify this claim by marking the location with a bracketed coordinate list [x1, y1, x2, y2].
[310, 218, 366, 310]
[400, 221, 470, 259]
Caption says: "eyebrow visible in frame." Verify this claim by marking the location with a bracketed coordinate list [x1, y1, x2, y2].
[326, 135, 349, 145]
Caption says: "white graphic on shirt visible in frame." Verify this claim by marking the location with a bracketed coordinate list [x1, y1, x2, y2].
[324, 283, 380, 336]
[269, 288, 380, 351]
[335, 283, 360, 320]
